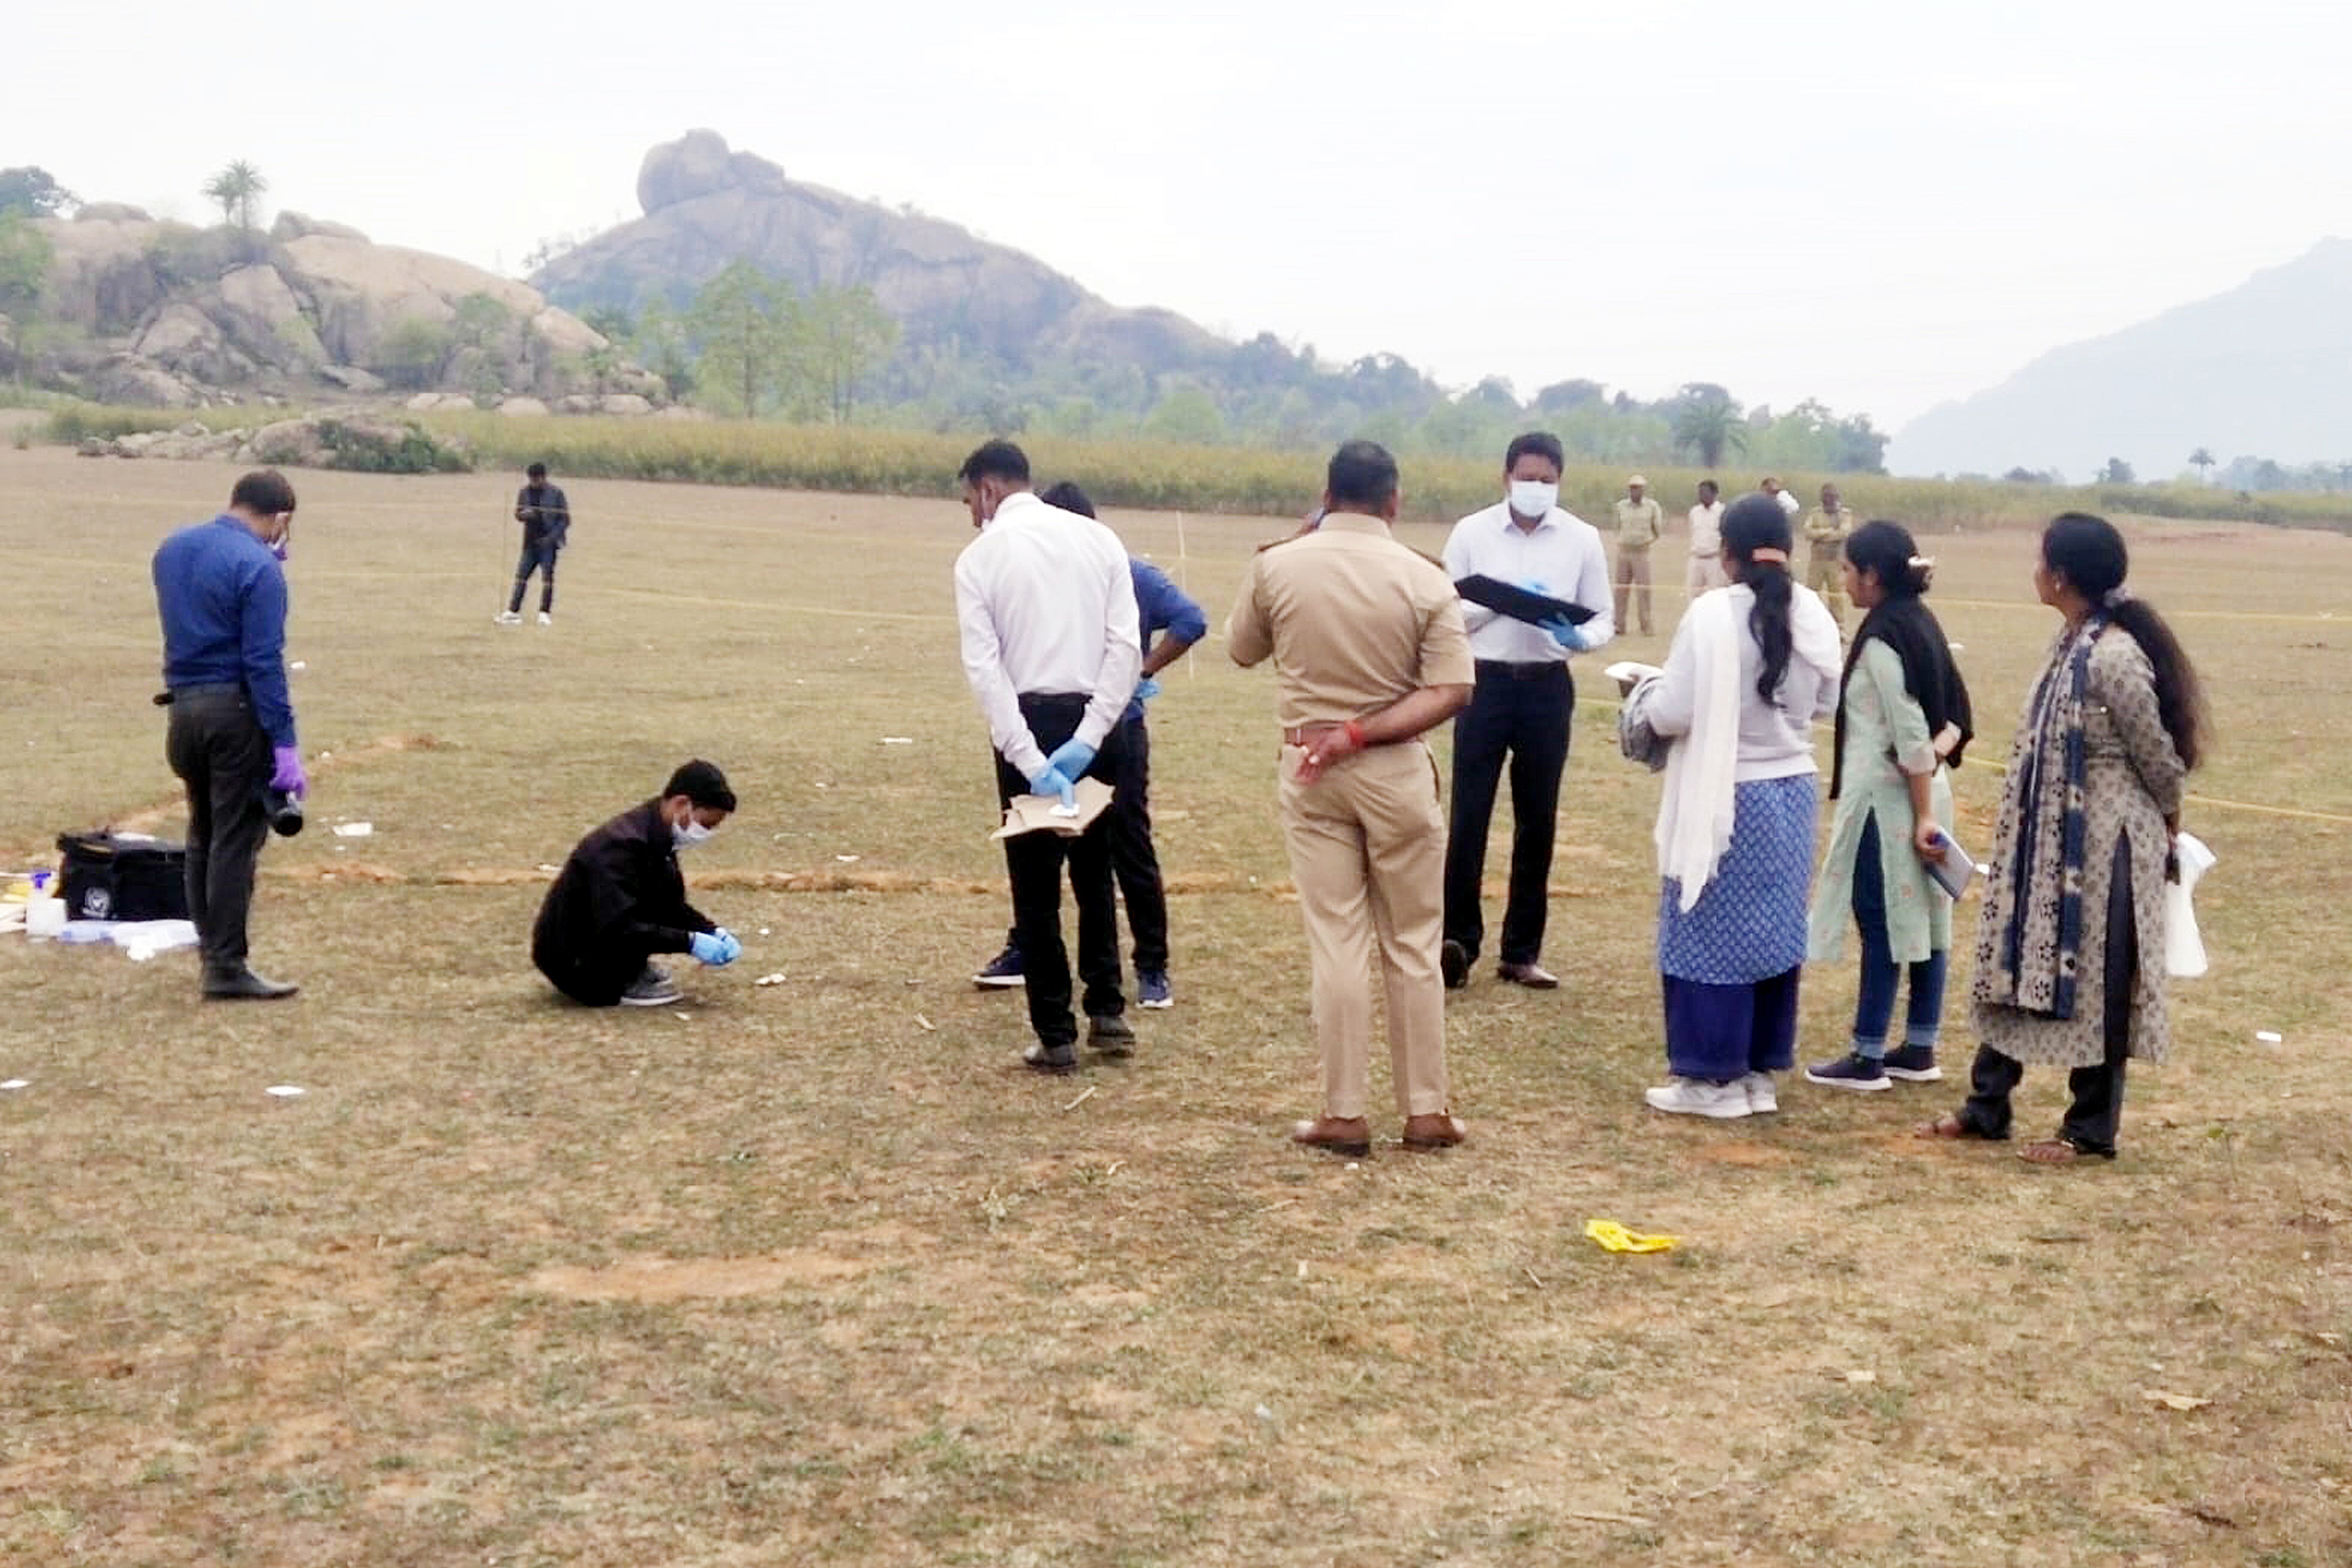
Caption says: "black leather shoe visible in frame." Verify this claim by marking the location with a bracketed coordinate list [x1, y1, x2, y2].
[1498, 962, 1560, 990]
[202, 967, 299, 1000]
[1022, 1042, 1078, 1075]
[1087, 1014, 1136, 1058]
[1441, 939, 1470, 990]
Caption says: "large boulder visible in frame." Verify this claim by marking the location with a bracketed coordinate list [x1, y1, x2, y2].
[496, 396, 550, 417]
[90, 354, 201, 407]
[248, 417, 332, 466]
[270, 211, 369, 244]
[637, 129, 739, 214]
[133, 301, 254, 384]
[213, 263, 329, 369]
[597, 393, 655, 416]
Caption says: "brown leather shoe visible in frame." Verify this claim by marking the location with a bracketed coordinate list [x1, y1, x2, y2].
[1497, 962, 1559, 989]
[1290, 1116, 1371, 1158]
[1401, 1113, 1467, 1151]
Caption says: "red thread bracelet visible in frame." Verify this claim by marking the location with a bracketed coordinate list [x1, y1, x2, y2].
[1345, 720, 1366, 751]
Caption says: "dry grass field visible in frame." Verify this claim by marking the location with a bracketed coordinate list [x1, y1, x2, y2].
[4, 444, 2350, 1566]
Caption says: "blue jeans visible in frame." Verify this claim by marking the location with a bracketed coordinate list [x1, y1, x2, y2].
[1851, 813, 1948, 1058]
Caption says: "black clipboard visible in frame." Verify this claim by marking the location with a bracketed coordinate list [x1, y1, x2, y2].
[1454, 573, 1597, 627]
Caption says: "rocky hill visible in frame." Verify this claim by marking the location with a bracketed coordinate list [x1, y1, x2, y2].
[532, 129, 1233, 378]
[18, 207, 661, 410]
[1891, 238, 2352, 479]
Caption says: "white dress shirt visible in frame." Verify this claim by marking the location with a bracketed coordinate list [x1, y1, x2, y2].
[1688, 500, 1725, 558]
[1439, 501, 1616, 664]
[953, 491, 1141, 779]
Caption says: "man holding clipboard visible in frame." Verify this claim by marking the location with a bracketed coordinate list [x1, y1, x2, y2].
[1438, 432, 1615, 990]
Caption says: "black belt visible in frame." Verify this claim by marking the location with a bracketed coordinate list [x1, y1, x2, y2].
[154, 681, 244, 706]
[1474, 660, 1569, 681]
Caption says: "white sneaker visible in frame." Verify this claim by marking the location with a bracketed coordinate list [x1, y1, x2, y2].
[494, 611, 523, 626]
[1644, 1076, 1752, 1119]
[1743, 1071, 1779, 1114]
[536, 612, 552, 626]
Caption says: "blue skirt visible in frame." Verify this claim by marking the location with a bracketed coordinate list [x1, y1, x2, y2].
[1659, 774, 1819, 985]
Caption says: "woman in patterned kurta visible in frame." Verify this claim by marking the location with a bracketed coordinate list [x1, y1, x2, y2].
[1920, 514, 2205, 1162]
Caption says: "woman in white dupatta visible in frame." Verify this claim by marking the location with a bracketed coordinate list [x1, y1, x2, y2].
[1640, 494, 1843, 1118]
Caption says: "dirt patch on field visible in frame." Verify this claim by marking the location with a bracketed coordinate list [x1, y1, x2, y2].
[526, 1252, 874, 1302]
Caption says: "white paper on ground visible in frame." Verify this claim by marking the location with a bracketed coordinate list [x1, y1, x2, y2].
[112, 920, 198, 960]
[265, 1085, 305, 1097]
[331, 822, 374, 838]
[0, 1079, 28, 1091]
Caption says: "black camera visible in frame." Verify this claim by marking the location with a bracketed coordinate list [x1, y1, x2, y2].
[264, 788, 305, 837]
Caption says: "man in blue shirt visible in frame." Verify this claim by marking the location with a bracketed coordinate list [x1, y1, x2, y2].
[152, 470, 307, 999]
[973, 482, 1205, 1010]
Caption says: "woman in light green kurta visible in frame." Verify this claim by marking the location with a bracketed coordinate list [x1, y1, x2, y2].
[1803, 523, 1973, 1091]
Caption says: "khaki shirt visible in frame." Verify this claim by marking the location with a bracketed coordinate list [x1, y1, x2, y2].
[1612, 496, 1663, 550]
[1802, 506, 1854, 560]
[1227, 512, 1472, 730]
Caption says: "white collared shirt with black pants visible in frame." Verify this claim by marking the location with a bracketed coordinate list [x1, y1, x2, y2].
[955, 493, 1143, 1049]
[1437, 503, 1615, 973]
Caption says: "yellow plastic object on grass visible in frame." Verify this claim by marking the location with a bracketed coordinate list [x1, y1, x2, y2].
[1584, 1218, 1679, 1254]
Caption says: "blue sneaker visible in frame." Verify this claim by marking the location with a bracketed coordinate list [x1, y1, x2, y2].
[1880, 1044, 1944, 1082]
[1137, 970, 1172, 1009]
[973, 944, 1025, 989]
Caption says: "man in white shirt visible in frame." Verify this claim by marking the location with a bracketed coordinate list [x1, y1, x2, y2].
[1686, 479, 1729, 595]
[953, 440, 1143, 1074]
[1438, 432, 1615, 991]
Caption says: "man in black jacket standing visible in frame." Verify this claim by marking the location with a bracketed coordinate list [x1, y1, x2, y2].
[532, 760, 743, 1006]
[497, 462, 570, 626]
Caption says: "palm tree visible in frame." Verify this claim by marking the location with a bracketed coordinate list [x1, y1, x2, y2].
[1670, 387, 1748, 469]
[201, 161, 267, 229]
[2188, 446, 2216, 483]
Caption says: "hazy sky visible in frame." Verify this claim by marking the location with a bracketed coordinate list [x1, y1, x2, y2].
[16, 0, 2350, 436]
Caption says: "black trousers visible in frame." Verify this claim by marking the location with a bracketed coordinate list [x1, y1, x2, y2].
[1962, 838, 2138, 1156]
[1443, 661, 1573, 967]
[164, 685, 273, 976]
[1004, 713, 1169, 973]
[509, 543, 557, 614]
[994, 694, 1127, 1047]
[534, 938, 657, 1008]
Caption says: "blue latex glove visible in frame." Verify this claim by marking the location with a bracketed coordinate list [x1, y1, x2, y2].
[1542, 615, 1594, 652]
[1047, 739, 1097, 781]
[1027, 764, 1076, 806]
[1134, 676, 1161, 704]
[713, 928, 742, 964]
[689, 930, 738, 966]
[1517, 578, 1550, 594]
[269, 745, 307, 799]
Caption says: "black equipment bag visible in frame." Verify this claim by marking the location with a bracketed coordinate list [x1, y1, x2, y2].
[55, 831, 189, 922]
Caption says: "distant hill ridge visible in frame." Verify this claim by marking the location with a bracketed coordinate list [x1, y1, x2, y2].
[532, 129, 1233, 380]
[1891, 238, 2352, 479]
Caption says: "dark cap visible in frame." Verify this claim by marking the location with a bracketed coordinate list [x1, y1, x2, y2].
[662, 759, 736, 812]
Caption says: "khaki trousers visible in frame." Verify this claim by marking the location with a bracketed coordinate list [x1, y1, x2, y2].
[1278, 740, 1450, 1120]
[1686, 554, 1729, 595]
[1805, 552, 1845, 617]
[1613, 546, 1654, 632]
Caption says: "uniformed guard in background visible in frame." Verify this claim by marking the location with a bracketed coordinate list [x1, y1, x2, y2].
[1228, 440, 1475, 1157]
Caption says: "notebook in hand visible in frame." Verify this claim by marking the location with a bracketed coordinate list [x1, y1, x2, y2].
[1926, 829, 1977, 900]
[1454, 574, 1597, 627]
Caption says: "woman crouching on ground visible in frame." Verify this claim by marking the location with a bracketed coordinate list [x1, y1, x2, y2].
[1921, 512, 2205, 1163]
[1804, 521, 1974, 1091]
[1641, 493, 1844, 1118]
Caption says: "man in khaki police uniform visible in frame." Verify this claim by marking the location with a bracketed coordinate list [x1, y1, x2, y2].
[1802, 481, 1856, 621]
[1229, 440, 1475, 1157]
[1610, 474, 1663, 635]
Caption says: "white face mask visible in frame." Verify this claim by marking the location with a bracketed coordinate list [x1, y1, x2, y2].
[1508, 480, 1558, 519]
[674, 817, 715, 847]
